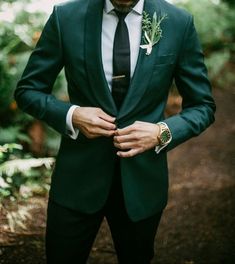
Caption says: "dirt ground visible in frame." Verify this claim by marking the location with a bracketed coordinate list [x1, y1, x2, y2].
[0, 87, 235, 264]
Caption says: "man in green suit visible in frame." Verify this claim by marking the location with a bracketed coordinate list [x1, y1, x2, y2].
[15, 0, 216, 263]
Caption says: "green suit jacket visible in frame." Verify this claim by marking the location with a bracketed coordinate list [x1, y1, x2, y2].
[15, 0, 216, 221]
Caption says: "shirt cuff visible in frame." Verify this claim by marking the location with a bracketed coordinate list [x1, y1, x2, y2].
[155, 122, 172, 154]
[66, 105, 80, 139]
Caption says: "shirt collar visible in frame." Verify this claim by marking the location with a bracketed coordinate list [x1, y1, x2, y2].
[104, 0, 144, 15]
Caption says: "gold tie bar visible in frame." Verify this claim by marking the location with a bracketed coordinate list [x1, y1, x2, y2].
[112, 75, 126, 80]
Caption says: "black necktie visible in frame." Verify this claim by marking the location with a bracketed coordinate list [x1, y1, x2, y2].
[112, 10, 130, 110]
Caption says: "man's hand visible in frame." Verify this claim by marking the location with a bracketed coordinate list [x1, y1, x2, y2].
[72, 107, 116, 138]
[113, 121, 160, 158]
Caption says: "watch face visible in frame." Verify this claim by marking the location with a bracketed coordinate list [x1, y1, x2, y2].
[160, 130, 171, 144]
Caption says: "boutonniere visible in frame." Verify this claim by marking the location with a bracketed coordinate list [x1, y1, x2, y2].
[140, 11, 167, 56]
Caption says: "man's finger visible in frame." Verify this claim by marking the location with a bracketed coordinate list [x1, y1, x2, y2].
[93, 127, 116, 137]
[97, 118, 116, 130]
[98, 110, 116, 123]
[113, 134, 137, 143]
[114, 141, 137, 150]
[117, 148, 140, 158]
[115, 125, 135, 136]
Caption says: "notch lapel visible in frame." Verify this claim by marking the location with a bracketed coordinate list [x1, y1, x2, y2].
[118, 0, 162, 120]
[85, 0, 117, 116]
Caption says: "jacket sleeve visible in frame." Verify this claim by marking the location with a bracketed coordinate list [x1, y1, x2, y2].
[163, 15, 216, 151]
[14, 6, 72, 135]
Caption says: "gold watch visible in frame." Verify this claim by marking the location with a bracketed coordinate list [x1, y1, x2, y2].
[157, 122, 172, 146]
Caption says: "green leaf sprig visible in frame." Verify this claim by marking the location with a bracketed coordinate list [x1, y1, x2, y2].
[140, 11, 167, 55]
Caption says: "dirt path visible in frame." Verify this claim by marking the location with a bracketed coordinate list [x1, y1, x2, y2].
[0, 88, 235, 264]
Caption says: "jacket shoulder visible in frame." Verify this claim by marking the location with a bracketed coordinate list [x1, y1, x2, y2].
[53, 0, 87, 22]
[55, 0, 86, 9]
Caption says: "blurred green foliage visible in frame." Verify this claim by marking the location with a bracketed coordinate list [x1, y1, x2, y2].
[0, 144, 53, 201]
[0, 1, 47, 114]
[0, 0, 64, 154]
[177, 0, 235, 81]
[222, 0, 235, 7]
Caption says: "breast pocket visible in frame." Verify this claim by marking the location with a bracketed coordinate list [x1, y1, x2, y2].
[154, 54, 175, 66]
[149, 55, 175, 91]
[152, 54, 176, 79]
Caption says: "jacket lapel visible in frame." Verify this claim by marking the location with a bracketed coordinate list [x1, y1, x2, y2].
[85, 0, 163, 119]
[85, 0, 117, 116]
[118, 0, 162, 120]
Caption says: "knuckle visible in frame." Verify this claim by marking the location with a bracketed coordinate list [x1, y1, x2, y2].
[133, 143, 139, 149]
[128, 152, 133, 157]
[119, 143, 125, 150]
[87, 127, 93, 133]
[131, 125, 136, 131]
[115, 137, 121, 143]
[106, 131, 113, 137]
[91, 118, 97, 125]
[133, 133, 139, 140]
[124, 151, 130, 157]
[107, 131, 112, 136]
[134, 125, 139, 131]
[110, 130, 115, 136]
[116, 143, 121, 149]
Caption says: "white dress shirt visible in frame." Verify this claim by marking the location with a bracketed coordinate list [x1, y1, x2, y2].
[66, 0, 171, 153]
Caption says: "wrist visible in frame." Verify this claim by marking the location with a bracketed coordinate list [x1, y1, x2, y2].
[155, 124, 161, 145]
[72, 106, 81, 127]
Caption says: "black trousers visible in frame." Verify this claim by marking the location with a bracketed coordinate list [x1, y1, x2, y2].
[46, 159, 163, 264]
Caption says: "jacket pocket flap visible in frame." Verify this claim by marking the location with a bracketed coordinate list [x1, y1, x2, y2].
[155, 54, 175, 66]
